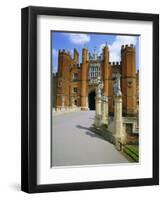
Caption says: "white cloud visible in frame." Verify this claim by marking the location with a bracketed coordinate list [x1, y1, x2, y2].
[68, 34, 90, 45]
[52, 48, 58, 57]
[100, 36, 137, 62]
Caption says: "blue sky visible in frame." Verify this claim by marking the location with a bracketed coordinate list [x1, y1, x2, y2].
[52, 31, 139, 73]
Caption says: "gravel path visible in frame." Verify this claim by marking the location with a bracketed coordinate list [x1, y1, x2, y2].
[52, 111, 128, 167]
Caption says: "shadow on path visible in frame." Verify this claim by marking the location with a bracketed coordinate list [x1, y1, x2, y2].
[76, 125, 104, 140]
[76, 125, 90, 131]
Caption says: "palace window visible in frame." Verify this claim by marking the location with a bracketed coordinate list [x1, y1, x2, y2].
[89, 65, 101, 79]
[73, 87, 78, 93]
[73, 72, 78, 81]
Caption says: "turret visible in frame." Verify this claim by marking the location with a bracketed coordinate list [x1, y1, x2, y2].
[58, 49, 72, 78]
[93, 47, 98, 60]
[102, 45, 109, 96]
[121, 44, 136, 77]
[73, 48, 79, 64]
[121, 44, 137, 116]
[80, 48, 88, 110]
[56, 49, 72, 107]
[82, 48, 87, 63]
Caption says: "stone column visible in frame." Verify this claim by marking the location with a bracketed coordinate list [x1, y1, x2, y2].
[114, 95, 126, 149]
[101, 95, 108, 125]
[95, 95, 102, 127]
[94, 79, 103, 127]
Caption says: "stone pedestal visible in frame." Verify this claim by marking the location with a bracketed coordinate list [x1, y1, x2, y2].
[94, 78, 104, 127]
[101, 95, 108, 125]
[95, 96, 102, 127]
[114, 95, 126, 149]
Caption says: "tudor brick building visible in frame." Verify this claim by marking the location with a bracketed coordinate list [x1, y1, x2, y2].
[53, 44, 139, 117]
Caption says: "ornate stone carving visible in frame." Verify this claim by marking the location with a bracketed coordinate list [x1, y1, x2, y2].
[101, 95, 108, 102]
[96, 77, 103, 98]
[113, 73, 122, 96]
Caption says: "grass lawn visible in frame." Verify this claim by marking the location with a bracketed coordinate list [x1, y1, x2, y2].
[123, 145, 139, 162]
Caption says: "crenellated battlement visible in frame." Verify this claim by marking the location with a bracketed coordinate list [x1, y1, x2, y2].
[59, 49, 72, 57]
[121, 44, 135, 51]
[109, 61, 121, 67]
[110, 62, 121, 74]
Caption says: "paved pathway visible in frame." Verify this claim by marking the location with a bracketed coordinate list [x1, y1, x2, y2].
[52, 111, 128, 167]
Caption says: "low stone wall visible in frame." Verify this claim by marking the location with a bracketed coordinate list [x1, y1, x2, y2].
[53, 106, 81, 116]
[91, 125, 115, 144]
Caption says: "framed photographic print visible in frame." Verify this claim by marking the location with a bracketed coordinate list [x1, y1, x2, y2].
[21, 6, 159, 193]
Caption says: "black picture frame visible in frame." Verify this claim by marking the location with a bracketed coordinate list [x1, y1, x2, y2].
[21, 6, 159, 193]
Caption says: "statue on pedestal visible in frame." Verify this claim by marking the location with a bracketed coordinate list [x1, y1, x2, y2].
[112, 73, 127, 148]
[113, 73, 122, 96]
[96, 77, 103, 98]
[94, 77, 103, 127]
